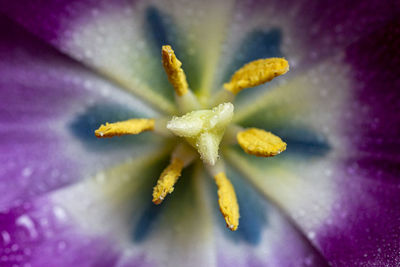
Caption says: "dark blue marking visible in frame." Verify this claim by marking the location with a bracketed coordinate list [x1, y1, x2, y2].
[145, 6, 176, 49]
[132, 162, 195, 243]
[223, 28, 283, 84]
[131, 157, 169, 243]
[69, 102, 151, 150]
[145, 6, 201, 91]
[133, 201, 166, 242]
[273, 127, 331, 159]
[213, 168, 268, 245]
[238, 116, 331, 159]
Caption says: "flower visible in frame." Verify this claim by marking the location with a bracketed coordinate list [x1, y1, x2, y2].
[0, 0, 399, 266]
[94, 44, 289, 230]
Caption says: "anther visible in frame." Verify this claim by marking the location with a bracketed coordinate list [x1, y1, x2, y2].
[237, 128, 287, 157]
[95, 118, 155, 138]
[214, 172, 239, 231]
[224, 58, 289, 94]
[152, 157, 184, 204]
[152, 144, 196, 204]
[162, 45, 189, 97]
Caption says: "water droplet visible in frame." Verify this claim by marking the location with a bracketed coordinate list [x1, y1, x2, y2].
[57, 241, 67, 251]
[16, 215, 38, 239]
[1, 231, 10, 245]
[11, 244, 18, 252]
[53, 206, 67, 221]
[22, 167, 32, 177]
[307, 231, 316, 240]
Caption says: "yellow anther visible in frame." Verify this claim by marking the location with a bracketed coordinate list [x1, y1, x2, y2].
[152, 157, 184, 204]
[162, 45, 189, 96]
[237, 128, 287, 157]
[224, 58, 289, 94]
[214, 172, 239, 231]
[95, 118, 155, 138]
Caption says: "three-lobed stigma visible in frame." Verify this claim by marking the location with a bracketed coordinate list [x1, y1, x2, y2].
[167, 102, 234, 166]
[94, 45, 289, 231]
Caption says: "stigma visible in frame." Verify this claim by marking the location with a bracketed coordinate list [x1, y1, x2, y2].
[167, 102, 233, 165]
[94, 45, 289, 231]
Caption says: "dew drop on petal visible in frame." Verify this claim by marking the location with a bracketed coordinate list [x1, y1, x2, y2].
[1, 231, 10, 245]
[16, 215, 38, 239]
[53, 206, 67, 221]
[21, 167, 32, 178]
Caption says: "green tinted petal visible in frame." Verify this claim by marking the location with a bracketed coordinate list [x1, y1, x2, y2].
[52, 152, 216, 267]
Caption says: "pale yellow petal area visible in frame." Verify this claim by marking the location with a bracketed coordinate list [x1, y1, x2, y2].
[224, 58, 289, 94]
[225, 147, 337, 236]
[237, 128, 287, 157]
[148, 0, 236, 100]
[214, 172, 239, 231]
[51, 149, 216, 267]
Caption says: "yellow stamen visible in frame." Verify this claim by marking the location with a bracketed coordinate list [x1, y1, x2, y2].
[237, 128, 287, 157]
[214, 172, 239, 231]
[152, 157, 184, 204]
[224, 58, 289, 94]
[95, 119, 155, 138]
[162, 45, 189, 96]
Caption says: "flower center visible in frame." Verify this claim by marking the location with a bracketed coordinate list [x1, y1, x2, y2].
[167, 102, 233, 165]
[94, 45, 289, 231]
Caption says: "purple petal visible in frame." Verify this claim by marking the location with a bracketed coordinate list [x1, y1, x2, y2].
[0, 197, 120, 267]
[213, 0, 397, 95]
[0, 0, 129, 42]
[239, 0, 398, 64]
[0, 16, 159, 210]
[0, 0, 236, 111]
[314, 19, 400, 265]
[230, 18, 400, 265]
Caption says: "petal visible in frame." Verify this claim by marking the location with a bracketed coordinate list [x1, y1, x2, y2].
[205, 165, 328, 266]
[50, 152, 216, 267]
[49, 149, 329, 267]
[234, 54, 350, 151]
[217, 0, 397, 76]
[0, 197, 120, 267]
[227, 18, 400, 265]
[0, 16, 161, 210]
[142, 0, 236, 97]
[0, 0, 175, 113]
[212, 0, 397, 104]
[0, 0, 236, 109]
[315, 19, 400, 265]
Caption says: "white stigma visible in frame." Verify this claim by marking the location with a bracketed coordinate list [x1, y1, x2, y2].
[167, 103, 234, 165]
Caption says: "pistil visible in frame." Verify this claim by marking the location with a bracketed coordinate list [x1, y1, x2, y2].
[167, 102, 234, 165]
